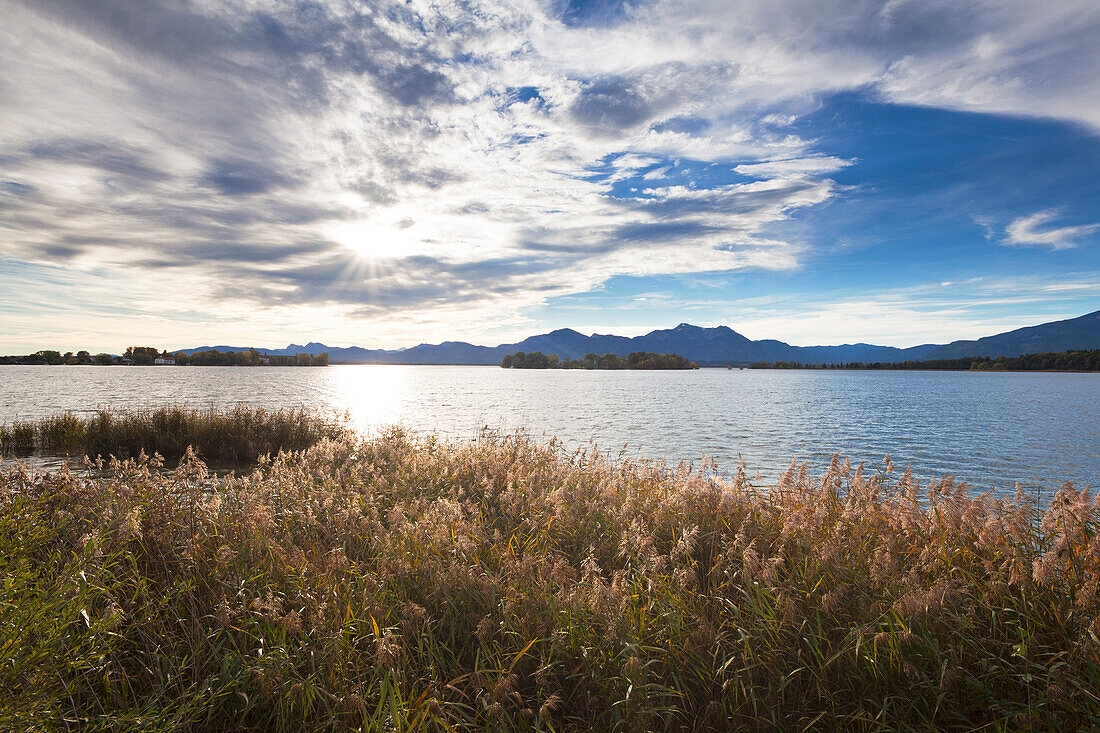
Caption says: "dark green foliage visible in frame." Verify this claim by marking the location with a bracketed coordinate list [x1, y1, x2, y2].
[0, 348, 329, 366]
[625, 351, 698, 369]
[125, 346, 160, 366]
[565, 352, 627, 369]
[502, 351, 697, 370]
[176, 349, 329, 367]
[500, 351, 558, 369]
[21, 349, 64, 365]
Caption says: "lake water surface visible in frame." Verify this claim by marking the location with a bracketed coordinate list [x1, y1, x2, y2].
[2, 365, 1097, 494]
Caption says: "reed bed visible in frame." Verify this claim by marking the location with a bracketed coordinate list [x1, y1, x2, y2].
[0, 405, 348, 463]
[1, 420, 1099, 731]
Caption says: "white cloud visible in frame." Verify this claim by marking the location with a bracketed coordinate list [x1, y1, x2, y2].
[1004, 210, 1099, 250]
[876, 3, 1100, 129]
[733, 301, 1001, 346]
[730, 280, 1097, 347]
[734, 156, 853, 178]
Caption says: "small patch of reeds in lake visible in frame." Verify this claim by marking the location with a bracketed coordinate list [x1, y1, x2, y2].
[1, 419, 1098, 730]
[0, 405, 348, 463]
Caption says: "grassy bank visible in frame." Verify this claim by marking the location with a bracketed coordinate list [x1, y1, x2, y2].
[0, 405, 348, 463]
[2, 418, 1099, 730]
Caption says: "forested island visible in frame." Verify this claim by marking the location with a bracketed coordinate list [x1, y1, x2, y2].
[0, 346, 329, 366]
[748, 348, 1100, 372]
[502, 350, 698, 369]
[173, 348, 329, 366]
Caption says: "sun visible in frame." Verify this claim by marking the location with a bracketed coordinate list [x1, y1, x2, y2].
[329, 220, 405, 261]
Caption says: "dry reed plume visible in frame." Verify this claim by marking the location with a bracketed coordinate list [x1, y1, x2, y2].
[1, 414, 1098, 731]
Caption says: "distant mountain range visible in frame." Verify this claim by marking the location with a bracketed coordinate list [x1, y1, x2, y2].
[178, 310, 1100, 366]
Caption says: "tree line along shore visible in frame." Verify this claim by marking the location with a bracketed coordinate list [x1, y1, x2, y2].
[502, 350, 698, 369]
[2, 405, 1099, 730]
[747, 348, 1100, 372]
[4, 346, 1097, 371]
[0, 346, 329, 366]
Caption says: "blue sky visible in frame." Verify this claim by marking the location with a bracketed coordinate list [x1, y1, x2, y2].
[0, 0, 1097, 351]
[545, 92, 1100, 343]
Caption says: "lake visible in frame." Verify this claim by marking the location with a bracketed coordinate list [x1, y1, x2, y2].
[2, 365, 1097, 494]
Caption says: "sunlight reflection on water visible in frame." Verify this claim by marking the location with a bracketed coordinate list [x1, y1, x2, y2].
[322, 362, 409, 432]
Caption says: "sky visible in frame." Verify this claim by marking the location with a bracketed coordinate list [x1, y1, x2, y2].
[0, 0, 1098, 353]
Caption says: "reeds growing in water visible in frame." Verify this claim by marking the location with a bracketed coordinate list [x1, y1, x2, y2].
[1, 412, 1098, 730]
[0, 405, 348, 463]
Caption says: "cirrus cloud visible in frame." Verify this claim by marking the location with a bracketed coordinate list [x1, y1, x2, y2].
[1005, 210, 1099, 250]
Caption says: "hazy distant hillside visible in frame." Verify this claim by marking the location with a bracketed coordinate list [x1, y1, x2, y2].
[923, 311, 1100, 359]
[177, 310, 1100, 365]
